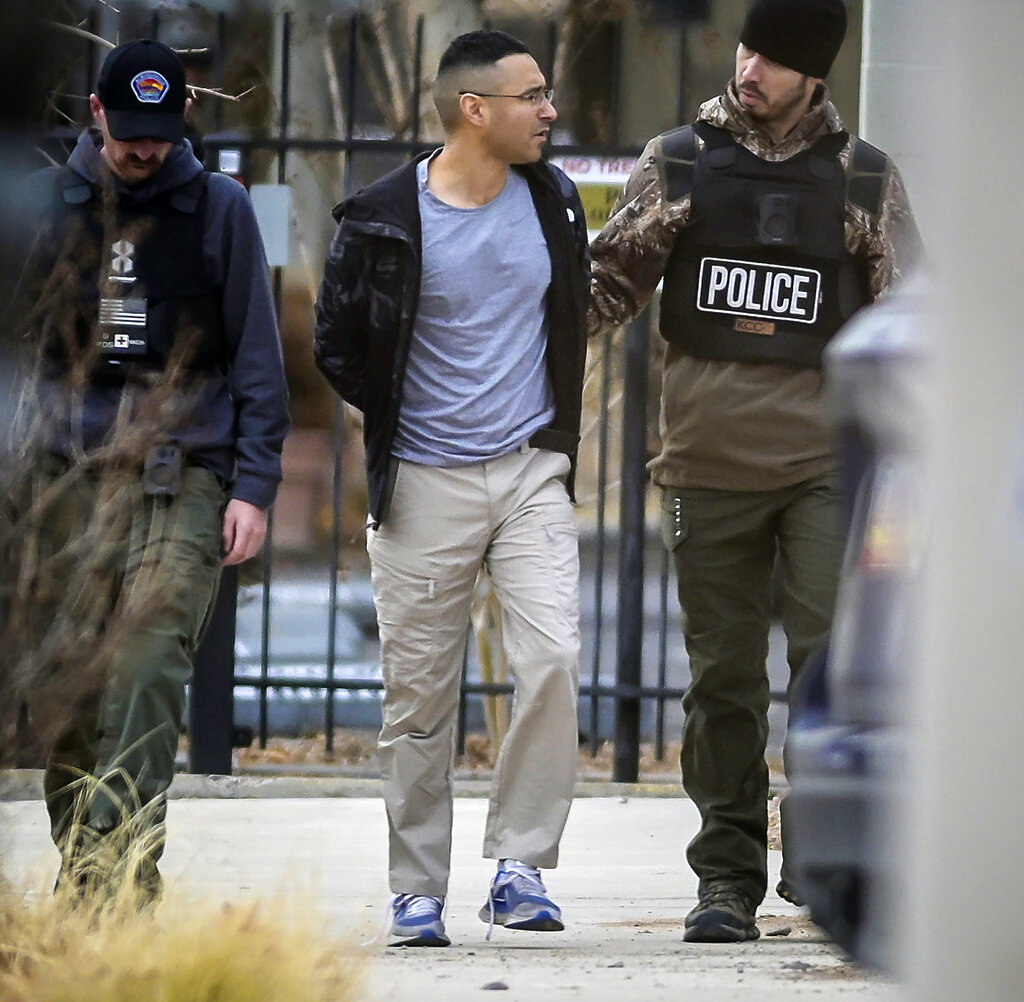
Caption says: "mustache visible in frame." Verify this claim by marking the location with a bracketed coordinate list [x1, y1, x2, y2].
[739, 82, 766, 101]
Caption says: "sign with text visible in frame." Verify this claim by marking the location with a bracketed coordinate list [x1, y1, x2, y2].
[697, 257, 821, 325]
[550, 155, 637, 237]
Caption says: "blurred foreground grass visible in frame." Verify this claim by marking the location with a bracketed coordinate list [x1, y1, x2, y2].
[0, 877, 364, 1002]
[0, 774, 364, 1002]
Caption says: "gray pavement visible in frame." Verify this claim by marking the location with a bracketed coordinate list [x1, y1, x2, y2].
[0, 772, 901, 1001]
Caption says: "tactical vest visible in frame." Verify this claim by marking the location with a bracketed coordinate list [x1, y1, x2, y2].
[658, 122, 886, 368]
[42, 167, 225, 385]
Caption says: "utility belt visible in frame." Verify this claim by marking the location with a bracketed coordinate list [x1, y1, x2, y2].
[41, 447, 222, 500]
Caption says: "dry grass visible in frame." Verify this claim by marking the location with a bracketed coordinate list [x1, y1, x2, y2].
[0, 889, 364, 1002]
[232, 730, 379, 770]
[0, 768, 365, 1001]
[221, 727, 687, 779]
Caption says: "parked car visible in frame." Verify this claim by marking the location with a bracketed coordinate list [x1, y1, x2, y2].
[782, 278, 927, 970]
[232, 578, 384, 735]
[229, 577, 486, 737]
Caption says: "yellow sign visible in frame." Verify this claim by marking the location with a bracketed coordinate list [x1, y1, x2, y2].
[550, 155, 637, 236]
[578, 183, 627, 232]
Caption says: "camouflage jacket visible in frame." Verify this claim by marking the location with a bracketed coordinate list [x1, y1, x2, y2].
[589, 83, 922, 492]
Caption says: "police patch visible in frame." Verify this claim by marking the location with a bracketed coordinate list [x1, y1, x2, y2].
[734, 317, 776, 336]
[697, 257, 821, 325]
[131, 71, 170, 104]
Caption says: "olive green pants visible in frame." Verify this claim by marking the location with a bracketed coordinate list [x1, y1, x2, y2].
[661, 474, 844, 904]
[35, 462, 224, 888]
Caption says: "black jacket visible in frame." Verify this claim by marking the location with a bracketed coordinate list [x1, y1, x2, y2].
[314, 154, 590, 526]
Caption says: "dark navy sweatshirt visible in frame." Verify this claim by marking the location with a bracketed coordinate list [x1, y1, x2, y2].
[38, 130, 290, 509]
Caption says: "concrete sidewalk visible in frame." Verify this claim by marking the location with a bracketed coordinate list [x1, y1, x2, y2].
[1, 772, 899, 1001]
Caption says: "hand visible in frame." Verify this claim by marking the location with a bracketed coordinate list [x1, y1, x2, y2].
[221, 499, 268, 566]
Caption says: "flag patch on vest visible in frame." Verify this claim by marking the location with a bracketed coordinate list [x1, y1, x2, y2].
[697, 257, 821, 325]
[98, 297, 149, 356]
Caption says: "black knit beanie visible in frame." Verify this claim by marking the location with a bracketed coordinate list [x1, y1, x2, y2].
[739, 0, 848, 78]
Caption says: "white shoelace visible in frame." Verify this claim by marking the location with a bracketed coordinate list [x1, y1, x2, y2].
[484, 860, 543, 941]
[395, 893, 445, 922]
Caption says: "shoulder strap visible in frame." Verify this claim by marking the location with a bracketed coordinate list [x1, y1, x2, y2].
[807, 129, 849, 179]
[661, 123, 697, 163]
[693, 122, 737, 169]
[660, 124, 699, 203]
[662, 123, 739, 202]
[58, 166, 92, 205]
[55, 167, 211, 215]
[845, 138, 888, 217]
[169, 170, 210, 214]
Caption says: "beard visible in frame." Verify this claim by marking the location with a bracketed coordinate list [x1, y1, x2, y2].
[736, 76, 813, 126]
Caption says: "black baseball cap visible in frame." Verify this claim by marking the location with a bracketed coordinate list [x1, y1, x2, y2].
[96, 39, 187, 142]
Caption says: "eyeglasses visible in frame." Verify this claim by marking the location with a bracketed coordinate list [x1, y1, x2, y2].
[458, 87, 554, 107]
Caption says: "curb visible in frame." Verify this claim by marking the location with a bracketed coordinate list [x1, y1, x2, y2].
[0, 769, 686, 803]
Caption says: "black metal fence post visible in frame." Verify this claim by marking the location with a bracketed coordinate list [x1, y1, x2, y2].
[188, 564, 239, 774]
[613, 312, 650, 782]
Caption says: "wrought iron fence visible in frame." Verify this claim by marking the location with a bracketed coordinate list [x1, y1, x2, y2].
[61, 6, 789, 783]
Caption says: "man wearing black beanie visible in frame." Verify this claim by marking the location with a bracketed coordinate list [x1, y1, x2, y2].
[589, 0, 921, 943]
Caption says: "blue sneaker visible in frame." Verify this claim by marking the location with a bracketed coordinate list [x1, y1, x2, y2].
[388, 894, 451, 947]
[479, 860, 564, 937]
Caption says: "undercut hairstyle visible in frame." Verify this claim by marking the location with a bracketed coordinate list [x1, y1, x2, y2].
[433, 29, 532, 130]
[437, 29, 530, 77]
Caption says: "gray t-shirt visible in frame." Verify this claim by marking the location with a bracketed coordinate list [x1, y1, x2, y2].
[391, 156, 554, 466]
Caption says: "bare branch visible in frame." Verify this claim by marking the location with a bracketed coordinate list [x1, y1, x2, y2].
[45, 96, 79, 128]
[50, 92, 91, 104]
[34, 147, 63, 169]
[49, 22, 115, 49]
[49, 26, 209, 58]
[187, 83, 260, 104]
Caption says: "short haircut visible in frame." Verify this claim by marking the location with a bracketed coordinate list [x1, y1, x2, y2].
[436, 29, 530, 77]
[433, 30, 532, 130]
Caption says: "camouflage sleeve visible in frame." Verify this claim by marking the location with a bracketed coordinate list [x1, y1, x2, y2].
[588, 138, 689, 338]
[848, 157, 924, 299]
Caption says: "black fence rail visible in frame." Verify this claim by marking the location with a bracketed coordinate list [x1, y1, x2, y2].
[85, 7, 791, 783]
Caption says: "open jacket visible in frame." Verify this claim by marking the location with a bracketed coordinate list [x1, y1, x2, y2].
[314, 154, 590, 526]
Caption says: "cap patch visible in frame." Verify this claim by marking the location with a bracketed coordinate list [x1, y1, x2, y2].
[131, 71, 170, 104]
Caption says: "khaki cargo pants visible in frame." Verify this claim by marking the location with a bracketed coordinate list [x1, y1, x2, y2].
[368, 447, 580, 897]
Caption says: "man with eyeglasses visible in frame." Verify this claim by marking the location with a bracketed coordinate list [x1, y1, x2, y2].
[589, 0, 921, 943]
[315, 29, 589, 947]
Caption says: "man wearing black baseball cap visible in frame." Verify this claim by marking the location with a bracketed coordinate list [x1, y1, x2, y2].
[90, 39, 189, 184]
[21, 38, 289, 904]
[96, 38, 188, 142]
[589, 0, 922, 942]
